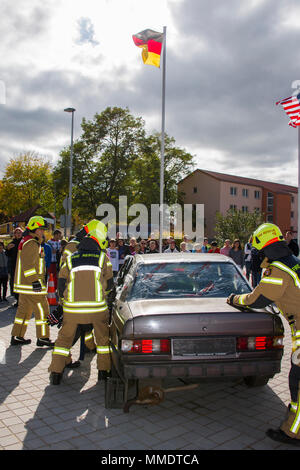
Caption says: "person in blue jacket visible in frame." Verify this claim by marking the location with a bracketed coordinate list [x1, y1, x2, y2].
[42, 236, 52, 283]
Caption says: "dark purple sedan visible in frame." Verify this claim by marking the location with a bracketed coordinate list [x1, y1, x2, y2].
[106, 253, 284, 411]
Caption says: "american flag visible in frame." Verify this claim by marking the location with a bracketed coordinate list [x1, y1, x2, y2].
[276, 93, 300, 128]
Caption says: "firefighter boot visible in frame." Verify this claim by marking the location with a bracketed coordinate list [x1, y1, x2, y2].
[98, 370, 111, 382]
[36, 338, 55, 348]
[11, 336, 31, 346]
[50, 372, 63, 385]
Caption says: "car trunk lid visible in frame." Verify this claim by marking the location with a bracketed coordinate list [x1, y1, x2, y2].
[127, 298, 275, 337]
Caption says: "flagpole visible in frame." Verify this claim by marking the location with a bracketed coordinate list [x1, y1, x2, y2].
[298, 126, 300, 247]
[159, 26, 166, 253]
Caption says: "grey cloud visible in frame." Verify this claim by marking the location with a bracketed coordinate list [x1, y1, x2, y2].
[76, 17, 99, 47]
[0, 64, 142, 168]
[0, 0, 55, 47]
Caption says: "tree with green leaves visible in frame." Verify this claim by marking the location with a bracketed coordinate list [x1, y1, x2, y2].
[131, 132, 195, 208]
[54, 107, 146, 220]
[0, 152, 54, 218]
[54, 106, 195, 223]
[214, 209, 264, 246]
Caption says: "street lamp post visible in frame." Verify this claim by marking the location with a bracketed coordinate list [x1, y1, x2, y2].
[64, 107, 76, 236]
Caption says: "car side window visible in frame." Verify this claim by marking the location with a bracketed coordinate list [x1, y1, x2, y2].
[119, 263, 136, 302]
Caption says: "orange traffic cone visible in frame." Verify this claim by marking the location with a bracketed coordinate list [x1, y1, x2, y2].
[47, 273, 57, 306]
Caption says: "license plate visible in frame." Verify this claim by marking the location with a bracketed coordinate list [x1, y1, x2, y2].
[172, 337, 236, 356]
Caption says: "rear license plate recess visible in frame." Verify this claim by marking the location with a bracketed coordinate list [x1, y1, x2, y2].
[172, 337, 236, 356]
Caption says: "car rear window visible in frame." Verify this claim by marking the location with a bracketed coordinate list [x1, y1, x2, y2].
[128, 261, 251, 300]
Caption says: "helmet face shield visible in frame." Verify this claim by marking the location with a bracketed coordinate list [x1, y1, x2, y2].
[252, 223, 284, 251]
[88, 225, 108, 250]
[84, 219, 107, 236]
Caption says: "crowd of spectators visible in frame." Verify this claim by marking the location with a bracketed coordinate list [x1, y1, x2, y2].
[0, 227, 299, 302]
[98, 231, 300, 288]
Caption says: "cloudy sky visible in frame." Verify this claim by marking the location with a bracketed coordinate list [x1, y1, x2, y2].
[1, 0, 300, 186]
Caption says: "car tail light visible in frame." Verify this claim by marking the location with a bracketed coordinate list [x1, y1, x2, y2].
[236, 336, 284, 351]
[121, 339, 170, 354]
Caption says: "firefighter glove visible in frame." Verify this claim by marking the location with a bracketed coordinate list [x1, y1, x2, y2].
[47, 305, 63, 327]
[32, 280, 42, 292]
[227, 293, 236, 306]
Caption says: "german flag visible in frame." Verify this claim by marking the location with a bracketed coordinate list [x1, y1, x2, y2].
[132, 29, 163, 68]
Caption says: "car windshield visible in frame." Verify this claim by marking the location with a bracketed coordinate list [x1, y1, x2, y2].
[128, 261, 251, 300]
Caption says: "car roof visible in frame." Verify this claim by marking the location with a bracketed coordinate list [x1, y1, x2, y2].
[134, 253, 234, 264]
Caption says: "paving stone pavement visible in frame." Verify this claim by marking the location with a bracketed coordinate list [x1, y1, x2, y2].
[0, 295, 299, 451]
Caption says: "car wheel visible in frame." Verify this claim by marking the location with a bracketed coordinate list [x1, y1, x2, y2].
[244, 376, 270, 387]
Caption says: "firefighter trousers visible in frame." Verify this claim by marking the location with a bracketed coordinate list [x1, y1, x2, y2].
[11, 293, 50, 339]
[48, 310, 110, 373]
[72, 324, 96, 351]
[280, 362, 300, 439]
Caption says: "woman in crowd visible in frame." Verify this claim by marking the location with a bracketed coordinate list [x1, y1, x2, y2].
[148, 240, 159, 254]
[139, 239, 148, 254]
[220, 239, 231, 256]
[117, 237, 130, 269]
[229, 239, 244, 269]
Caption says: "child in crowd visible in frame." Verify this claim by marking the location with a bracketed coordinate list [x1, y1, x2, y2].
[107, 239, 119, 278]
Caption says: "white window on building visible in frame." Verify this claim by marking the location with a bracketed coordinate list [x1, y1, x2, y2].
[242, 206, 248, 213]
[230, 187, 237, 196]
[267, 214, 273, 222]
[254, 190, 260, 199]
[291, 211, 294, 219]
[242, 189, 248, 197]
[230, 204, 237, 211]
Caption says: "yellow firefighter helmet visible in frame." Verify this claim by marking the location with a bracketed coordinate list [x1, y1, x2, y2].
[83, 219, 104, 235]
[26, 216, 48, 231]
[88, 222, 108, 250]
[252, 223, 284, 251]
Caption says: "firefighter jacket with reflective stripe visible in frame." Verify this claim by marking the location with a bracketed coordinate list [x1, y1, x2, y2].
[59, 240, 80, 268]
[14, 235, 47, 295]
[233, 255, 300, 350]
[59, 249, 113, 314]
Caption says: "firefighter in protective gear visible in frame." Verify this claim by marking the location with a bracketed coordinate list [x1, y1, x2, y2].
[48, 223, 114, 385]
[58, 220, 104, 352]
[227, 223, 300, 446]
[11, 216, 54, 347]
[59, 219, 103, 268]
